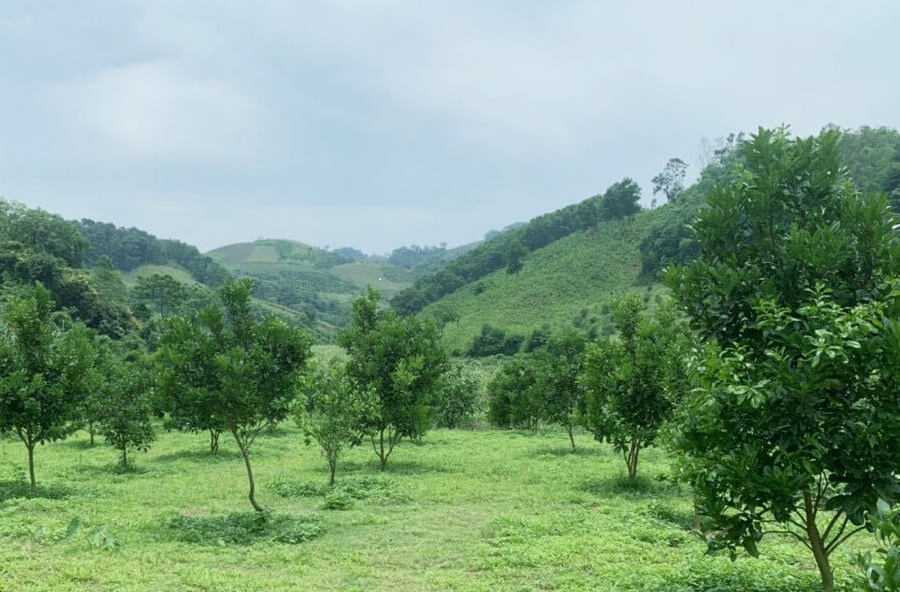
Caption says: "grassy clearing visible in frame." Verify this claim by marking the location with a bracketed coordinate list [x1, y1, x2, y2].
[122, 264, 201, 288]
[331, 261, 413, 296]
[0, 425, 863, 591]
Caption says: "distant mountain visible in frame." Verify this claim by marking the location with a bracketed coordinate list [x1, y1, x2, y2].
[205, 238, 420, 341]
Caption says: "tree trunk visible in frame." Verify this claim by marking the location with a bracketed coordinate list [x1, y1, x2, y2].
[803, 490, 834, 592]
[329, 458, 336, 486]
[231, 428, 263, 512]
[567, 424, 576, 451]
[89, 422, 95, 446]
[27, 442, 36, 491]
[209, 429, 220, 455]
[379, 429, 387, 471]
[625, 439, 641, 480]
[122, 447, 128, 468]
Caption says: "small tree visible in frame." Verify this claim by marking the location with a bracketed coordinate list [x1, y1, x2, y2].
[506, 240, 528, 275]
[487, 359, 542, 432]
[432, 364, 479, 429]
[535, 329, 587, 450]
[581, 295, 684, 479]
[157, 279, 313, 511]
[295, 363, 375, 485]
[665, 127, 900, 591]
[99, 359, 155, 468]
[0, 286, 98, 490]
[339, 288, 448, 470]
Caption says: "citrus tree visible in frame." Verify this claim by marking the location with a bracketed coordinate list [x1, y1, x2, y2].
[665, 127, 900, 591]
[157, 279, 313, 511]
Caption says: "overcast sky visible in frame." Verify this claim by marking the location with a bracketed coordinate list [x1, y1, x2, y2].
[2, 1, 899, 254]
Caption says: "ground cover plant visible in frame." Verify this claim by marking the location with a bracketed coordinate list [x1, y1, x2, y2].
[0, 424, 873, 591]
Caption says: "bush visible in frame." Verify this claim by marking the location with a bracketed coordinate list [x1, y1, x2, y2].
[321, 490, 355, 511]
[468, 324, 523, 357]
[269, 479, 329, 498]
[166, 511, 324, 545]
[432, 365, 480, 429]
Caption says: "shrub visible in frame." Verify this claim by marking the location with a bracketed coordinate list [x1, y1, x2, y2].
[166, 511, 324, 545]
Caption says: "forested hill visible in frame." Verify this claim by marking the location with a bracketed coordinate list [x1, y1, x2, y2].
[411, 125, 900, 355]
[206, 239, 420, 341]
[75, 219, 231, 287]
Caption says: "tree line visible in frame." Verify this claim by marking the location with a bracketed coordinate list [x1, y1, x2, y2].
[76, 218, 231, 286]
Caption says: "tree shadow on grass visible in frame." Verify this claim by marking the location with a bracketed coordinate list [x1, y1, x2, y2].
[576, 474, 681, 498]
[337, 458, 450, 476]
[165, 511, 325, 546]
[60, 439, 97, 450]
[0, 479, 71, 503]
[65, 462, 162, 480]
[641, 565, 823, 592]
[526, 445, 603, 459]
[153, 449, 243, 464]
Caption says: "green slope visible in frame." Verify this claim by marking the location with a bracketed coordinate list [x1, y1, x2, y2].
[206, 239, 416, 341]
[422, 209, 672, 354]
[122, 264, 201, 288]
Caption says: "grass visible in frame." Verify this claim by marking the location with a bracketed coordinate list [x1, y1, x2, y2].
[0, 425, 865, 591]
[331, 261, 413, 296]
[424, 213, 670, 353]
[122, 264, 201, 288]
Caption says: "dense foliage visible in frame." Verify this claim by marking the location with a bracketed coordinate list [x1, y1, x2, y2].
[581, 296, 686, 478]
[156, 279, 314, 510]
[295, 363, 375, 484]
[77, 218, 231, 285]
[97, 359, 156, 468]
[666, 127, 900, 591]
[430, 363, 480, 429]
[0, 285, 99, 489]
[467, 324, 524, 357]
[339, 289, 448, 470]
[388, 243, 447, 270]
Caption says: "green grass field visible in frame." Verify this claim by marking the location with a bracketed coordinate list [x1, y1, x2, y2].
[0, 425, 862, 591]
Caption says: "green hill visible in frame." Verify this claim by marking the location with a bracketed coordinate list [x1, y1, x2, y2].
[206, 239, 418, 341]
[416, 125, 900, 356]
[423, 209, 671, 354]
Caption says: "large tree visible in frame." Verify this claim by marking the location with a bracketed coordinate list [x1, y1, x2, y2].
[339, 288, 448, 470]
[157, 278, 313, 511]
[665, 127, 900, 591]
[0, 286, 98, 490]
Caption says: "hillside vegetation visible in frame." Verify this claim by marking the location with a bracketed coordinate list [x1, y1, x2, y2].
[206, 239, 420, 340]
[424, 210, 670, 354]
[412, 125, 900, 355]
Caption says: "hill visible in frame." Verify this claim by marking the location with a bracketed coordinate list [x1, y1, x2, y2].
[423, 208, 673, 354]
[413, 125, 900, 356]
[206, 239, 418, 341]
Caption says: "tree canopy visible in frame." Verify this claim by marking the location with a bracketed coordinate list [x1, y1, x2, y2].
[665, 127, 900, 592]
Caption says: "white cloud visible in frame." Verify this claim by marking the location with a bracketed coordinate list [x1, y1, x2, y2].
[49, 59, 266, 165]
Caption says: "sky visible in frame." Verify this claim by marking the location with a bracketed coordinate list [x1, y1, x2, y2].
[2, 1, 899, 254]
